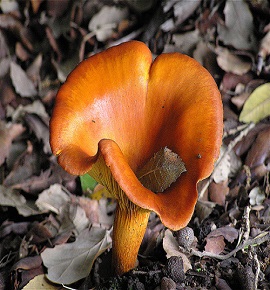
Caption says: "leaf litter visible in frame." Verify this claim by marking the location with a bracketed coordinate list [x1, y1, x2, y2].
[0, 0, 270, 289]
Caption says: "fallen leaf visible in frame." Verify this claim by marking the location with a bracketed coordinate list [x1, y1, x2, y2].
[212, 146, 231, 183]
[35, 184, 70, 214]
[245, 126, 270, 168]
[4, 142, 42, 188]
[216, 48, 252, 75]
[0, 185, 40, 216]
[0, 121, 25, 166]
[0, 56, 10, 77]
[36, 184, 89, 234]
[217, 0, 257, 51]
[207, 225, 239, 243]
[209, 180, 229, 206]
[205, 235, 225, 254]
[239, 83, 270, 123]
[22, 274, 62, 290]
[163, 229, 192, 273]
[195, 200, 216, 222]
[8, 100, 50, 122]
[220, 72, 253, 93]
[41, 227, 112, 284]
[138, 147, 186, 193]
[0, 14, 33, 51]
[25, 113, 51, 154]
[10, 61, 37, 97]
[258, 30, 270, 59]
[88, 6, 129, 41]
[171, 30, 199, 55]
[231, 92, 250, 110]
[234, 123, 270, 157]
[163, 0, 201, 29]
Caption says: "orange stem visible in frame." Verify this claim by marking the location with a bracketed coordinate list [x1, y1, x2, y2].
[112, 200, 150, 275]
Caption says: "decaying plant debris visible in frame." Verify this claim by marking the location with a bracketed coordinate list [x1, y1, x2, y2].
[0, 1, 270, 289]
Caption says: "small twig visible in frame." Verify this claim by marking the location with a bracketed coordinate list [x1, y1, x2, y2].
[132, 269, 162, 276]
[187, 231, 269, 261]
[199, 123, 255, 199]
[237, 205, 251, 247]
[253, 253, 260, 290]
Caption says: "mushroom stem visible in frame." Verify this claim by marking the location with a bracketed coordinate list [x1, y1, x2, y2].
[112, 198, 150, 275]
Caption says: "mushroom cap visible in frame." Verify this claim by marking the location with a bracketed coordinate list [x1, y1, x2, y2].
[50, 41, 223, 230]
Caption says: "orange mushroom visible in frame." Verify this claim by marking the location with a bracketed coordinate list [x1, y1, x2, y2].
[50, 41, 223, 275]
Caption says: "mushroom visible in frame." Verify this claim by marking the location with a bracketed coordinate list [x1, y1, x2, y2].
[50, 41, 223, 275]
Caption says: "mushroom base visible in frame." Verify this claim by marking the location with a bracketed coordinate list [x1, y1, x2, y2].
[112, 199, 150, 275]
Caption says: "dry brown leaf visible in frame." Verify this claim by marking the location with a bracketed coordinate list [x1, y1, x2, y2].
[209, 180, 229, 206]
[88, 6, 129, 42]
[207, 225, 239, 243]
[204, 235, 225, 254]
[216, 48, 252, 75]
[245, 127, 270, 168]
[231, 92, 250, 110]
[138, 147, 186, 193]
[22, 274, 62, 290]
[25, 113, 51, 154]
[41, 227, 112, 284]
[217, 0, 257, 51]
[0, 185, 40, 216]
[0, 121, 25, 166]
[0, 14, 33, 51]
[163, 229, 192, 273]
[4, 142, 41, 188]
[10, 61, 37, 97]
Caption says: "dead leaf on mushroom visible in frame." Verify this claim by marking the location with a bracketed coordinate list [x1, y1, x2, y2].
[138, 147, 186, 193]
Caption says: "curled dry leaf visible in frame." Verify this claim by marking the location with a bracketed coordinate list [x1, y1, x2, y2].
[163, 229, 192, 273]
[206, 225, 239, 243]
[216, 48, 252, 75]
[88, 6, 129, 42]
[36, 184, 89, 234]
[204, 225, 238, 254]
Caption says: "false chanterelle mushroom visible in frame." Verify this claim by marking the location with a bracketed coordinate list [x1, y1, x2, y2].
[50, 41, 223, 275]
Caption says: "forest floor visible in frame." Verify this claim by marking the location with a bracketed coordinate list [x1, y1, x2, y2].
[0, 0, 270, 289]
